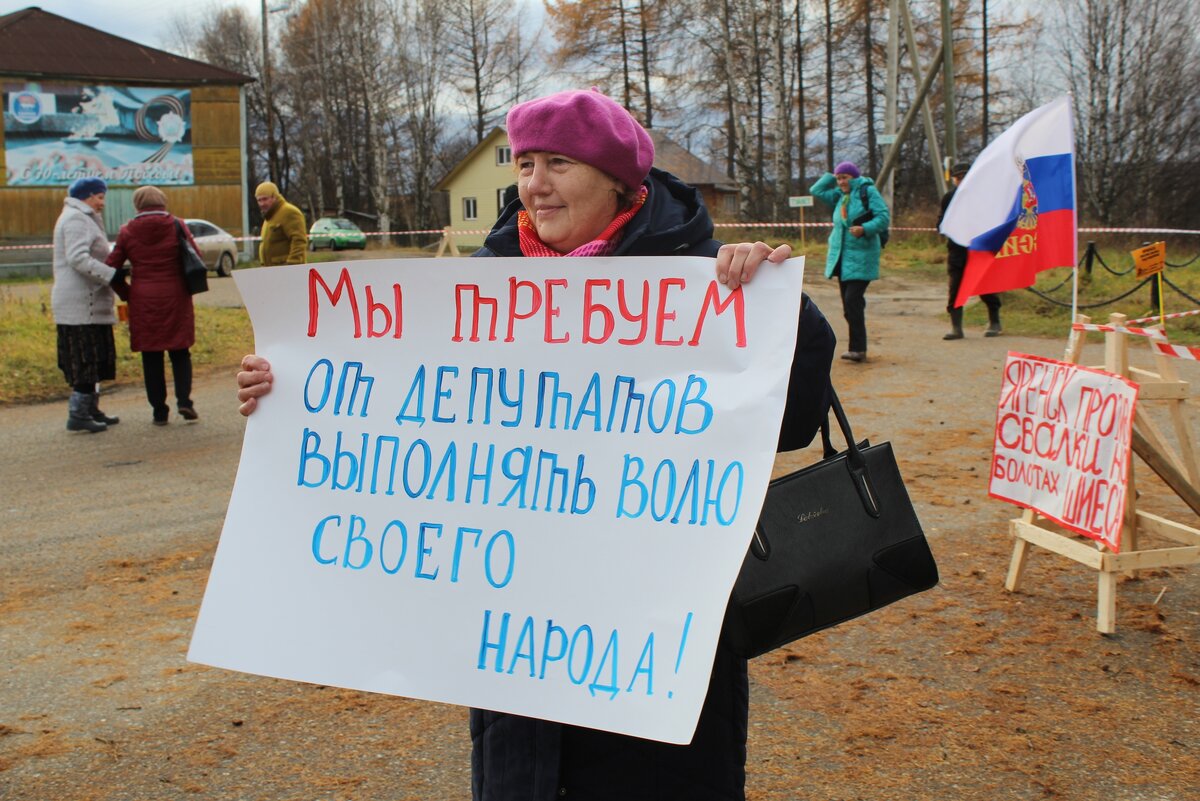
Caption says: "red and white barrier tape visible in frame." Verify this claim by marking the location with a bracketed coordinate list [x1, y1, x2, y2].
[5, 223, 1200, 253]
[1152, 341, 1200, 361]
[1078, 318, 1200, 362]
[1071, 322, 1167, 340]
[1078, 227, 1200, 235]
[1126, 308, 1200, 325]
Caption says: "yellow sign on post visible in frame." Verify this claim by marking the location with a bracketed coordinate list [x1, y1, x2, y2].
[1131, 241, 1166, 278]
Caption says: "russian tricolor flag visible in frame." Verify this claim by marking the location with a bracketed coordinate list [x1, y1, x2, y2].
[940, 96, 1076, 307]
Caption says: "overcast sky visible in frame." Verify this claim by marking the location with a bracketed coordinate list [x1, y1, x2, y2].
[0, 0, 264, 51]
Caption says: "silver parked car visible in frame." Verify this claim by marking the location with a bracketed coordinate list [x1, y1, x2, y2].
[184, 218, 238, 277]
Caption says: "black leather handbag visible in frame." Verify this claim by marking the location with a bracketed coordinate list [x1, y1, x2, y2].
[175, 218, 209, 295]
[723, 389, 938, 658]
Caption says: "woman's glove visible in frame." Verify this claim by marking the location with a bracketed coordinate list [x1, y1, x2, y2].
[110, 266, 130, 301]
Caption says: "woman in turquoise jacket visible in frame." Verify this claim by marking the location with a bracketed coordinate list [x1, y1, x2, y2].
[811, 161, 890, 362]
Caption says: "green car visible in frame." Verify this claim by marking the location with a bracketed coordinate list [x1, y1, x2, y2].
[309, 217, 368, 251]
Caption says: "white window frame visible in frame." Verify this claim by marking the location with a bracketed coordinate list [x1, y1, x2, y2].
[496, 146, 512, 165]
[463, 196, 478, 220]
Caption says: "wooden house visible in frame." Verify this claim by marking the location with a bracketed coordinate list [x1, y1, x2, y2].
[433, 127, 514, 250]
[0, 7, 253, 243]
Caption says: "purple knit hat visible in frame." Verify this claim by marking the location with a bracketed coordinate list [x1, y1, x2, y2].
[506, 88, 654, 191]
[833, 161, 861, 178]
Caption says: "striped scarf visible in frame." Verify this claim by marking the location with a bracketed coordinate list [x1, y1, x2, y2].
[517, 186, 648, 257]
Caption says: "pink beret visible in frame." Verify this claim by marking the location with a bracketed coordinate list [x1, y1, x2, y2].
[506, 88, 654, 191]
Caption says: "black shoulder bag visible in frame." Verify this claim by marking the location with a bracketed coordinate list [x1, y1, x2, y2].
[723, 388, 938, 658]
[175, 218, 209, 295]
[853, 184, 889, 248]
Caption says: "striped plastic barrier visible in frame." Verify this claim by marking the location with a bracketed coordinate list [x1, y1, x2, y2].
[5, 224, 1200, 252]
[1127, 309, 1200, 325]
[1071, 322, 1167, 340]
[1152, 341, 1200, 361]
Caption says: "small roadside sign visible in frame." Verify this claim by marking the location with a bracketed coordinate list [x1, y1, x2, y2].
[878, 134, 898, 145]
[1132, 242, 1166, 278]
[788, 195, 813, 208]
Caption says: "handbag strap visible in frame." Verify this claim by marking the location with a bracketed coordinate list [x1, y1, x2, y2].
[824, 387, 882, 518]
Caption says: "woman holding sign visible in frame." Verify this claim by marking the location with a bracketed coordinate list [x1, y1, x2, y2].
[237, 88, 835, 801]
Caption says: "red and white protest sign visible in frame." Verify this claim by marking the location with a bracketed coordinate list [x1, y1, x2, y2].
[990, 352, 1139, 552]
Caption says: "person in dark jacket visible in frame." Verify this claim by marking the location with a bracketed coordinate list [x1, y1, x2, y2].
[106, 186, 200, 424]
[939, 160, 1002, 339]
[235, 89, 835, 801]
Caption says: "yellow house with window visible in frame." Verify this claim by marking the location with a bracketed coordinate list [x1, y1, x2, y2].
[434, 127, 515, 250]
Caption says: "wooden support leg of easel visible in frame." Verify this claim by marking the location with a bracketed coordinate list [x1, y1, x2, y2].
[1122, 458, 1139, 579]
[1005, 535, 1030, 592]
[1135, 407, 1188, 483]
[1097, 569, 1118, 634]
[1132, 426, 1200, 516]
[1104, 313, 1130, 377]
[1064, 314, 1089, 364]
[1169, 401, 1199, 484]
[435, 226, 461, 258]
[1005, 509, 1036, 592]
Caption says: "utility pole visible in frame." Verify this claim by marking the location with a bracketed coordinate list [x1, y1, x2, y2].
[882, 0, 899, 211]
[941, 0, 957, 168]
[261, 0, 281, 184]
[824, 0, 833, 172]
[900, 0, 945, 196]
[879, 0, 946, 202]
[982, 0, 990, 147]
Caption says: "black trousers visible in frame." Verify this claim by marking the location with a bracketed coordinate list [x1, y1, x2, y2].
[947, 264, 1001, 314]
[837, 278, 870, 353]
[141, 349, 192, 417]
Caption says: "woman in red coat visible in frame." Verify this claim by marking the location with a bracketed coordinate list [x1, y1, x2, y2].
[107, 186, 200, 425]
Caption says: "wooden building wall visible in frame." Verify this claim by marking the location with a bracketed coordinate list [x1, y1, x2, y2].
[0, 82, 246, 240]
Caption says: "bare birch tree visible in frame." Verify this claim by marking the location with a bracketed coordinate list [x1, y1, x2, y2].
[1056, 0, 1200, 224]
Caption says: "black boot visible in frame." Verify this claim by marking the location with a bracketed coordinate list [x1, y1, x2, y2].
[943, 308, 964, 340]
[90, 392, 120, 425]
[67, 391, 108, 433]
[985, 306, 1003, 337]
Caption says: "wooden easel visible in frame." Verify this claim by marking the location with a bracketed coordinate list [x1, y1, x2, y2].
[434, 226, 461, 258]
[1004, 312, 1200, 633]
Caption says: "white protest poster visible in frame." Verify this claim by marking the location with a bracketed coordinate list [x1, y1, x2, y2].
[989, 352, 1139, 552]
[188, 256, 805, 743]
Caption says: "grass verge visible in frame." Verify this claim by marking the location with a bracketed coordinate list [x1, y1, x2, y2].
[0, 284, 251, 405]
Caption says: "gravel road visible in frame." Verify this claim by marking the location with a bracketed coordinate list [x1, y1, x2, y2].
[2, 266, 1197, 801]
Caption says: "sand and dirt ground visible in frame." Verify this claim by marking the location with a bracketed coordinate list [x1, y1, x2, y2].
[2, 265, 1197, 800]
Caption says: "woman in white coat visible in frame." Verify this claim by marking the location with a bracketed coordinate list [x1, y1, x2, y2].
[51, 176, 126, 432]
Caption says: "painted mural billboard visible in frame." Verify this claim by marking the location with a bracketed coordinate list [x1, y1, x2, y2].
[4, 83, 193, 185]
